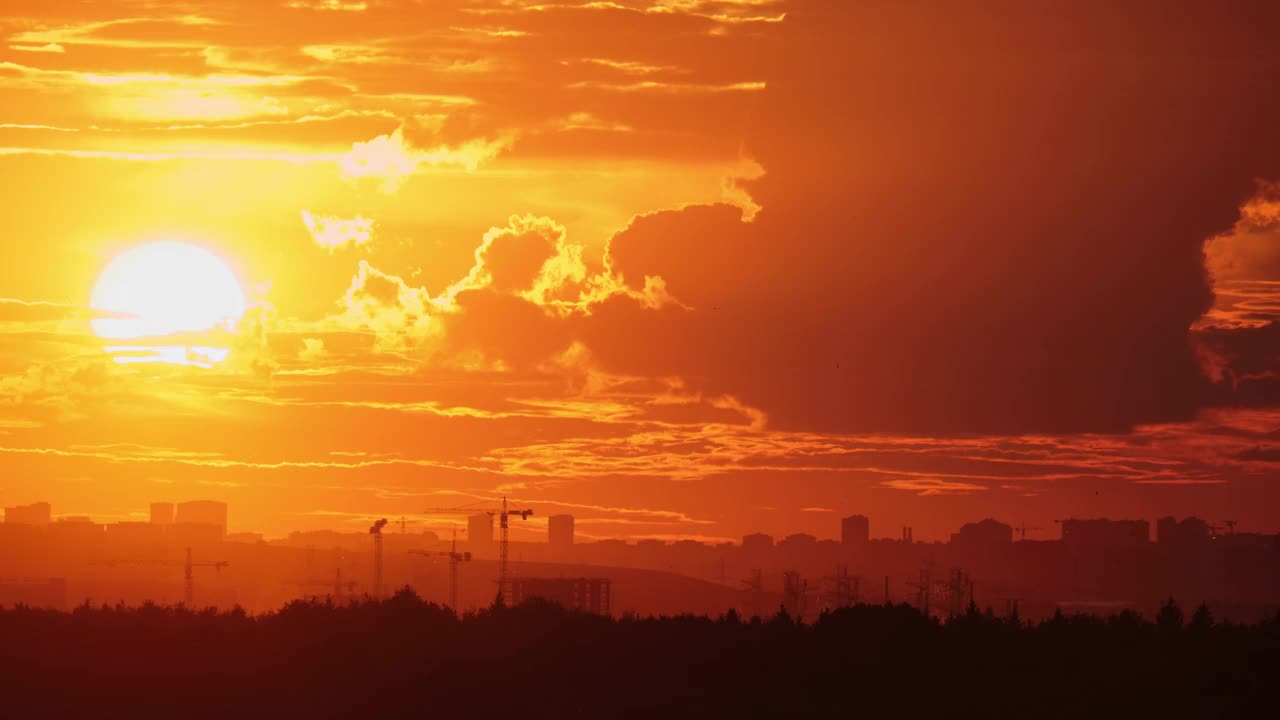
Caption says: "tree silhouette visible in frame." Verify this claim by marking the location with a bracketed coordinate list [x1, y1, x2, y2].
[1190, 602, 1214, 632]
[1157, 596, 1184, 632]
[1, 595, 1277, 717]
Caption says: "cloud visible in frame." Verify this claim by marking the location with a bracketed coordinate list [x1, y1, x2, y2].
[1204, 183, 1280, 286]
[285, 0, 369, 11]
[324, 215, 590, 364]
[9, 44, 64, 53]
[557, 2, 1280, 435]
[445, 215, 578, 299]
[338, 127, 515, 192]
[880, 479, 988, 496]
[0, 298, 80, 322]
[570, 58, 683, 75]
[300, 210, 374, 253]
[556, 112, 633, 133]
[1192, 183, 1280, 400]
[299, 338, 328, 361]
[6, 16, 217, 51]
[568, 80, 764, 93]
[338, 128, 419, 191]
[338, 260, 442, 352]
[0, 357, 127, 418]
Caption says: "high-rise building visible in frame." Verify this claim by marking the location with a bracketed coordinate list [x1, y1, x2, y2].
[841, 514, 870, 546]
[150, 502, 175, 525]
[3, 502, 51, 526]
[548, 514, 574, 547]
[778, 533, 818, 553]
[468, 513, 493, 553]
[49, 517, 104, 545]
[509, 578, 611, 615]
[1060, 518, 1149, 547]
[168, 522, 223, 548]
[950, 518, 1013, 547]
[1157, 516, 1211, 547]
[175, 501, 228, 536]
[105, 522, 164, 554]
[742, 533, 774, 554]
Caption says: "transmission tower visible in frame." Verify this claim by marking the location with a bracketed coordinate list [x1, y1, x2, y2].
[782, 571, 808, 617]
[825, 565, 857, 609]
[908, 565, 933, 617]
[940, 568, 974, 617]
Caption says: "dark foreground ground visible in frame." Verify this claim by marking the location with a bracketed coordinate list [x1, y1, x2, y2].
[1, 590, 1276, 719]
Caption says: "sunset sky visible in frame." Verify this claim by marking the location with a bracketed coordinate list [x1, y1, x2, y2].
[3, 1, 1280, 543]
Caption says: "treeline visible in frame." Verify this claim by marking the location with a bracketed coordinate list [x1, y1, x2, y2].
[1, 590, 1277, 719]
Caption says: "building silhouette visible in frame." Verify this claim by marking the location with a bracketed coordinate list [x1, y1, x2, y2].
[548, 515, 574, 548]
[468, 513, 493, 555]
[841, 514, 869, 546]
[742, 533, 774, 554]
[1157, 516, 1211, 547]
[778, 533, 818, 553]
[1061, 518, 1149, 547]
[50, 517, 103, 547]
[951, 518, 1013, 547]
[150, 502, 175, 525]
[508, 577, 611, 615]
[174, 501, 227, 537]
[4, 502, 51, 526]
[105, 522, 164, 554]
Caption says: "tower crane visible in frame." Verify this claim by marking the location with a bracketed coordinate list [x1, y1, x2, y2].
[183, 547, 229, 606]
[1013, 522, 1042, 540]
[296, 568, 359, 604]
[423, 497, 532, 605]
[370, 518, 388, 598]
[410, 530, 472, 610]
[742, 568, 764, 618]
[334, 567, 358, 601]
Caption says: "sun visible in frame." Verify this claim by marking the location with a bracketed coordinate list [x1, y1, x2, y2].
[90, 241, 246, 367]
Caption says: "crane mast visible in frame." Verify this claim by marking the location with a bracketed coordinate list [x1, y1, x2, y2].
[422, 496, 532, 605]
[183, 547, 229, 606]
[410, 530, 472, 610]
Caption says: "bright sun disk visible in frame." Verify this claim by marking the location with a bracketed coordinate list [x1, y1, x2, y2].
[90, 241, 246, 367]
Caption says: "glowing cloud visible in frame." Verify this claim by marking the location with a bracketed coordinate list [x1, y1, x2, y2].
[338, 128, 514, 192]
[339, 128, 419, 192]
[9, 44, 65, 53]
[300, 210, 374, 253]
[338, 260, 440, 352]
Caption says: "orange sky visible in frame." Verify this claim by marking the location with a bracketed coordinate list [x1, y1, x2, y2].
[3, 1, 1280, 542]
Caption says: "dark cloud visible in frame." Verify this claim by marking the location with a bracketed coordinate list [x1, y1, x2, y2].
[571, 1, 1280, 433]
[1235, 445, 1280, 463]
[444, 290, 571, 370]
